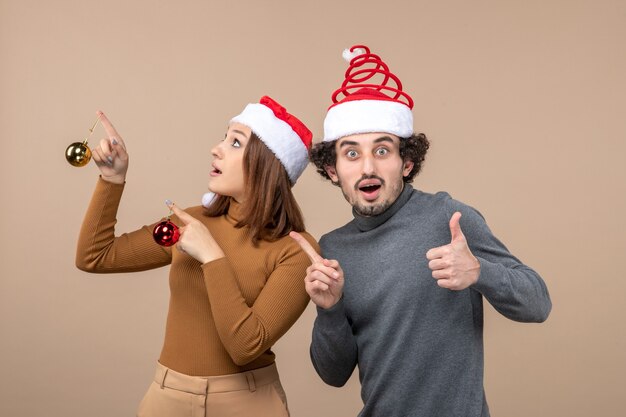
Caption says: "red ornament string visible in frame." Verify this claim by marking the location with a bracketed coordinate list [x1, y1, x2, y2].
[331, 45, 414, 109]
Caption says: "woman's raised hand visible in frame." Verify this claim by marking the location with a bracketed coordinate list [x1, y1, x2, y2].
[92, 111, 129, 184]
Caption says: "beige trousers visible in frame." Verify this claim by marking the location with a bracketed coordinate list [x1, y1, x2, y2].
[137, 362, 290, 417]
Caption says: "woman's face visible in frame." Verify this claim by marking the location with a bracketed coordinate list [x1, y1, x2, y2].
[208, 122, 251, 202]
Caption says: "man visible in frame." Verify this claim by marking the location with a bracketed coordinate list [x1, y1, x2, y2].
[290, 45, 551, 417]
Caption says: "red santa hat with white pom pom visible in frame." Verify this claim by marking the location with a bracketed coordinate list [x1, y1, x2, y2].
[203, 96, 312, 207]
[323, 45, 414, 142]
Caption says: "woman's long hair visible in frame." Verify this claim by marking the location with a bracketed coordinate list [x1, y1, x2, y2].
[203, 132, 305, 244]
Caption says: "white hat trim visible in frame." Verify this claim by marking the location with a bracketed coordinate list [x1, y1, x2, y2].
[323, 99, 413, 142]
[231, 103, 309, 184]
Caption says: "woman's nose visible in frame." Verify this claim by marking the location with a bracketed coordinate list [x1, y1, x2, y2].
[211, 143, 223, 158]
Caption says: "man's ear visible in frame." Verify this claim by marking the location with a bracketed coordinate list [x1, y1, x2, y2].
[325, 165, 339, 183]
[402, 159, 414, 177]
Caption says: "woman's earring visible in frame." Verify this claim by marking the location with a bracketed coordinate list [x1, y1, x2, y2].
[65, 116, 99, 167]
[153, 206, 180, 247]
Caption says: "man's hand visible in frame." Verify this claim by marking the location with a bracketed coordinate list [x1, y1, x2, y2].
[426, 212, 480, 290]
[290, 232, 344, 309]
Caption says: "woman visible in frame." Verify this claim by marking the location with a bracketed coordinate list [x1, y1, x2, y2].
[75, 96, 318, 417]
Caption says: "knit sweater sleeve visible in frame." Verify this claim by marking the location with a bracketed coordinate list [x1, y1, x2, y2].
[445, 197, 552, 322]
[75, 177, 172, 273]
[309, 299, 358, 387]
[201, 233, 315, 366]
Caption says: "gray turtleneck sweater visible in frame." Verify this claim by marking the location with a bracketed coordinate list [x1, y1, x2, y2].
[311, 185, 551, 417]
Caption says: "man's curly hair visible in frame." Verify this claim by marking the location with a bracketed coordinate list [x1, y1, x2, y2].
[309, 133, 430, 183]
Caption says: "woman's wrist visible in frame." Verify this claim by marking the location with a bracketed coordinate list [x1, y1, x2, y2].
[100, 174, 126, 184]
[200, 246, 226, 264]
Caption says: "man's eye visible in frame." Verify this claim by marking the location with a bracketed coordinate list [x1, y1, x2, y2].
[347, 150, 358, 158]
[375, 148, 388, 156]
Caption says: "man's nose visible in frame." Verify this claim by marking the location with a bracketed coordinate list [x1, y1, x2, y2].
[362, 155, 375, 175]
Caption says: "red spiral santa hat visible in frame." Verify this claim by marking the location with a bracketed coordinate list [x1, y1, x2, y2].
[323, 45, 414, 142]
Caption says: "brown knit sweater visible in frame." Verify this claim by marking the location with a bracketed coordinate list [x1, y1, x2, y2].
[76, 177, 317, 376]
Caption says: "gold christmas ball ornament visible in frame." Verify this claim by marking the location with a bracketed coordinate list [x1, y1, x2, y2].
[66, 116, 100, 168]
[65, 141, 92, 167]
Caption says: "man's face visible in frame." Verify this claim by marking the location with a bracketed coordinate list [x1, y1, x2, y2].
[326, 132, 414, 217]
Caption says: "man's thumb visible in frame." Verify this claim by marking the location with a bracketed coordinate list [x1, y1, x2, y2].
[449, 211, 464, 242]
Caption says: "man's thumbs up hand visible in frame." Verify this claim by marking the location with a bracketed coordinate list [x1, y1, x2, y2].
[425, 212, 480, 291]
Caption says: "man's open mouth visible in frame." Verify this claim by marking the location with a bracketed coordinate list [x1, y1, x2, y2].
[359, 184, 381, 193]
[356, 178, 384, 200]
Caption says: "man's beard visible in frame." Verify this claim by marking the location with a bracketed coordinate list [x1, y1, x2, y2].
[353, 200, 393, 217]
[336, 175, 404, 217]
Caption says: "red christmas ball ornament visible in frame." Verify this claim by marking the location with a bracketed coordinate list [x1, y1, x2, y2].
[153, 220, 179, 247]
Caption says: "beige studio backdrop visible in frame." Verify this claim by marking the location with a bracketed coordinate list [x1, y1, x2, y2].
[1, 0, 625, 416]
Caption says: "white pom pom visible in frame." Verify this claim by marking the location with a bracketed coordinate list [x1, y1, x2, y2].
[342, 47, 366, 63]
[202, 192, 217, 208]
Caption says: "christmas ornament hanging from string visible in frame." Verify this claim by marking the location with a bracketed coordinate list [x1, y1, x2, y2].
[65, 116, 99, 167]
[153, 204, 180, 247]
